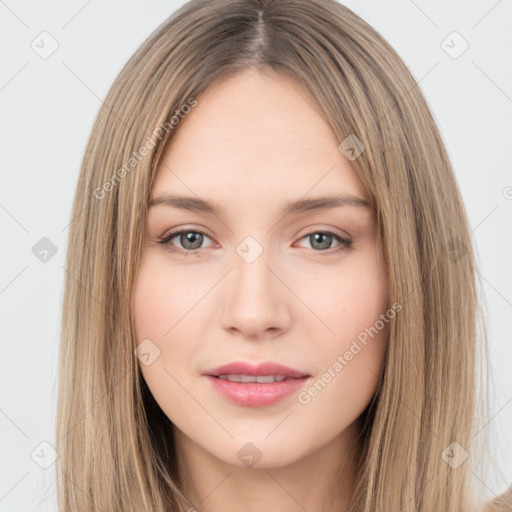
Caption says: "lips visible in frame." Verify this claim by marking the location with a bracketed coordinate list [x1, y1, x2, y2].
[203, 361, 309, 379]
[202, 361, 311, 407]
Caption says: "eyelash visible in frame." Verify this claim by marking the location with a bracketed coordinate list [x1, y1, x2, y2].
[155, 228, 353, 256]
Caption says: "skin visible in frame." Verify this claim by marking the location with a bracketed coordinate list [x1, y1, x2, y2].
[132, 68, 389, 512]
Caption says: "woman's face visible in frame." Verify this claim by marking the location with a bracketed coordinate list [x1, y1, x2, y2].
[132, 69, 389, 471]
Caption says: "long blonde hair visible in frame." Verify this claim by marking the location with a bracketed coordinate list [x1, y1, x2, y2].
[56, 0, 503, 510]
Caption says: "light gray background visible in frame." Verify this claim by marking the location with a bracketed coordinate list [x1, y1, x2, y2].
[1, 1, 511, 510]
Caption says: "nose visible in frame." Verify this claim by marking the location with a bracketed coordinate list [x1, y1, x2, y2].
[220, 244, 292, 340]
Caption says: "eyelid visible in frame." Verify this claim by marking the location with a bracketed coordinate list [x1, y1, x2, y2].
[294, 224, 352, 241]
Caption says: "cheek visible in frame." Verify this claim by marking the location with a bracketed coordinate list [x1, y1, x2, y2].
[131, 257, 202, 424]
[132, 254, 201, 343]
[296, 299, 388, 439]
[131, 256, 189, 385]
[296, 248, 389, 406]
[296, 247, 388, 348]
[133, 279, 172, 341]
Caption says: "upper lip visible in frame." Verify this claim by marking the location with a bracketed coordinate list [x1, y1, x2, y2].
[203, 361, 310, 378]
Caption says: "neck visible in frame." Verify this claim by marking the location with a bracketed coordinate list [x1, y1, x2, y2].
[173, 420, 361, 512]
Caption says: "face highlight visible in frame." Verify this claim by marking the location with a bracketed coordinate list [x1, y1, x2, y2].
[131, 69, 389, 493]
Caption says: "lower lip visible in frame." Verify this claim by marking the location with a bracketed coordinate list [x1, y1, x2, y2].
[204, 375, 309, 407]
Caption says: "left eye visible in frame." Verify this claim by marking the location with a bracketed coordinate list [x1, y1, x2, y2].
[295, 231, 352, 252]
[156, 229, 352, 254]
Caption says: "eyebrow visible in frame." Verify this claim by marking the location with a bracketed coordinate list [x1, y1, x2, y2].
[148, 194, 370, 216]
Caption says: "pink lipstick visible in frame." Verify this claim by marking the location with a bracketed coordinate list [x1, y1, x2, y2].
[202, 361, 311, 407]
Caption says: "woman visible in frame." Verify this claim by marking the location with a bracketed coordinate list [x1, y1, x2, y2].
[56, 0, 510, 510]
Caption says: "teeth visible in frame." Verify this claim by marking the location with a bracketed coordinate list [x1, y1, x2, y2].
[217, 374, 288, 383]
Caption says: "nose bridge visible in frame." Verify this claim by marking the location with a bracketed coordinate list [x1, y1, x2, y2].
[232, 234, 275, 302]
[220, 234, 290, 336]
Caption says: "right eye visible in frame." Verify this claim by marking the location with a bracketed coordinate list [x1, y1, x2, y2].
[156, 228, 216, 255]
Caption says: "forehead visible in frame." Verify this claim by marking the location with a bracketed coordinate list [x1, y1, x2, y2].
[151, 69, 368, 207]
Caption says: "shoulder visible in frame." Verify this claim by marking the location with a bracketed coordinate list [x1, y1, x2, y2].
[480, 485, 512, 512]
